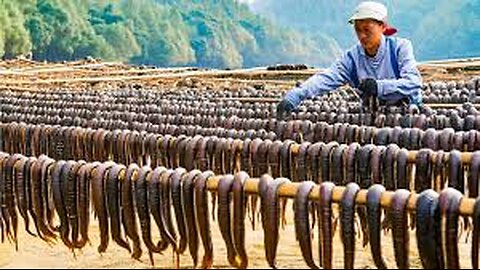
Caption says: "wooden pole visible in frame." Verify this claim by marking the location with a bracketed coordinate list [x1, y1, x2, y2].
[208, 96, 480, 109]
[206, 176, 475, 216]
[289, 144, 473, 164]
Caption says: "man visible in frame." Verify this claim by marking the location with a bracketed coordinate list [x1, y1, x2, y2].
[276, 1, 423, 119]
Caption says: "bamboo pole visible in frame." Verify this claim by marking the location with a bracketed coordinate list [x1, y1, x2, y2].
[212, 97, 282, 103]
[206, 176, 475, 216]
[407, 151, 473, 164]
[289, 144, 473, 164]
[209, 96, 480, 109]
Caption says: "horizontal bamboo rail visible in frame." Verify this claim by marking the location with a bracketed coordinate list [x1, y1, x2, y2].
[206, 176, 475, 216]
[0, 68, 318, 85]
[5, 149, 477, 220]
[211, 97, 480, 108]
[426, 103, 480, 108]
[288, 144, 473, 164]
[212, 97, 282, 103]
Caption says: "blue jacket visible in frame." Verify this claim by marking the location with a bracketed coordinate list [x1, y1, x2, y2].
[284, 35, 423, 107]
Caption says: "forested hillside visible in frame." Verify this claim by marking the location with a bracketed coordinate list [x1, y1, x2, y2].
[2, 0, 475, 68]
[0, 0, 340, 68]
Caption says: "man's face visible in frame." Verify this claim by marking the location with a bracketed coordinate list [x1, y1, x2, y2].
[354, 19, 385, 53]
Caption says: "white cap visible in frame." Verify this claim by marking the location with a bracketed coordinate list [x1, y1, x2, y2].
[348, 1, 388, 23]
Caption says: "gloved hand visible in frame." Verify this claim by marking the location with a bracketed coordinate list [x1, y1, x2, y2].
[358, 78, 378, 98]
[276, 98, 295, 120]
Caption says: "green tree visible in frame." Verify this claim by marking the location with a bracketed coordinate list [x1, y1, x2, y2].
[0, 1, 32, 59]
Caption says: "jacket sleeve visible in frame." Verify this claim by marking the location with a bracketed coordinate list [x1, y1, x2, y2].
[376, 39, 422, 101]
[284, 51, 356, 108]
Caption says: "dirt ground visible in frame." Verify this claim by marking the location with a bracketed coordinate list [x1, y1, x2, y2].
[0, 201, 473, 269]
[0, 59, 478, 268]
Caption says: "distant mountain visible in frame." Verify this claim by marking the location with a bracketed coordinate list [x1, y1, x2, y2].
[246, 0, 480, 62]
[7, 1, 472, 69]
[0, 0, 341, 68]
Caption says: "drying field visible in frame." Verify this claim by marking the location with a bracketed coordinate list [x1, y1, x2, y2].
[0, 57, 479, 269]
